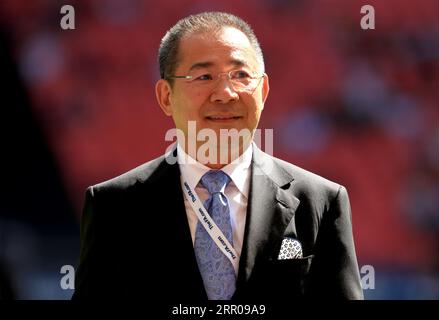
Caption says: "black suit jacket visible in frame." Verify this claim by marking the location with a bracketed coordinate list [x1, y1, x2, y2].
[73, 146, 363, 301]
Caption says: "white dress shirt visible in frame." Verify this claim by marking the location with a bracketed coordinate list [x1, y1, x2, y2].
[177, 143, 253, 262]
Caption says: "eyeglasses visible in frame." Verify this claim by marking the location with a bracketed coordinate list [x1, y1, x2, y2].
[166, 69, 264, 92]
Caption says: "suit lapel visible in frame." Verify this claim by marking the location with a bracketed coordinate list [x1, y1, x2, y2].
[136, 150, 207, 300]
[236, 146, 300, 289]
[166, 161, 208, 300]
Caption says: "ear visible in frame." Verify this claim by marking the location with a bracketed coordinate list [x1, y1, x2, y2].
[261, 73, 270, 104]
[155, 79, 173, 116]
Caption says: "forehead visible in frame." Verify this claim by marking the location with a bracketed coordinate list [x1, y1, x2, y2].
[176, 27, 259, 71]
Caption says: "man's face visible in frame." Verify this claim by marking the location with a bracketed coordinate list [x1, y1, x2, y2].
[156, 27, 269, 155]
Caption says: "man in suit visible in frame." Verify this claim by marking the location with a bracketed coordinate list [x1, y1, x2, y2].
[73, 12, 363, 301]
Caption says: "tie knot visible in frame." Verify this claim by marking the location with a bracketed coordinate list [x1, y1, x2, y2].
[200, 170, 231, 194]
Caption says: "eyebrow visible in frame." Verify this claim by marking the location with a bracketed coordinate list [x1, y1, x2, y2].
[188, 59, 247, 72]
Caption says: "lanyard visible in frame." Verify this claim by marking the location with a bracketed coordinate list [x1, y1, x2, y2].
[182, 181, 239, 274]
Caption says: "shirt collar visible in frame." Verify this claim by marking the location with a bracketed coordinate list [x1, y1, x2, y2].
[177, 143, 210, 193]
[177, 143, 253, 198]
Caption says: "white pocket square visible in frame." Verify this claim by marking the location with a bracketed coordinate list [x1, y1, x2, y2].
[278, 237, 303, 259]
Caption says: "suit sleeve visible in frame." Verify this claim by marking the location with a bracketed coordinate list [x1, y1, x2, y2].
[307, 186, 364, 299]
[72, 186, 107, 299]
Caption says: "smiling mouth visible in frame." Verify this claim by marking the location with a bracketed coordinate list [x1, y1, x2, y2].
[206, 116, 242, 121]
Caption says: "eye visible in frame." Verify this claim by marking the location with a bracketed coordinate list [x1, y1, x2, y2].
[231, 70, 251, 79]
[194, 74, 213, 81]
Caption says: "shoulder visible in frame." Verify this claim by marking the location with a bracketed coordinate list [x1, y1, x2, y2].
[88, 153, 171, 195]
[254, 146, 345, 199]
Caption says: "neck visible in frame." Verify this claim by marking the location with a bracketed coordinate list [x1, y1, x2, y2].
[181, 140, 251, 168]
[205, 162, 226, 169]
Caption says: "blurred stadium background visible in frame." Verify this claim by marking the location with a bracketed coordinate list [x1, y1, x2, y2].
[0, 0, 438, 299]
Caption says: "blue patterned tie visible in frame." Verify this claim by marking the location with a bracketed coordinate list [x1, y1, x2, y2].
[194, 170, 236, 300]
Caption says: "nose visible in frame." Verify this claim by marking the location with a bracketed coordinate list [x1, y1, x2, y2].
[210, 77, 239, 104]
